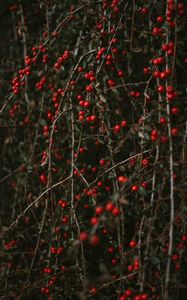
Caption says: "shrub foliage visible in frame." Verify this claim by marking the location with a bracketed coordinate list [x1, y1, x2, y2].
[0, 1, 187, 299]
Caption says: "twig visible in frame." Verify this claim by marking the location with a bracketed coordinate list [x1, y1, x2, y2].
[164, 10, 175, 299]
[98, 272, 138, 289]
[1, 175, 71, 236]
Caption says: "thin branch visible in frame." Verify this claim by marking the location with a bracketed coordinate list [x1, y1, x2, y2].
[1, 175, 71, 237]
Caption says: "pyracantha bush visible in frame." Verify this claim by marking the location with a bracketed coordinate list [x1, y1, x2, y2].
[0, 0, 187, 299]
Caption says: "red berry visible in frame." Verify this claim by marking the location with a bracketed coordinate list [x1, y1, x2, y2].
[125, 289, 133, 297]
[171, 127, 179, 136]
[151, 129, 159, 141]
[50, 247, 56, 254]
[90, 217, 99, 226]
[128, 265, 134, 272]
[86, 85, 93, 92]
[162, 44, 169, 51]
[108, 79, 116, 87]
[160, 135, 168, 144]
[157, 16, 164, 23]
[141, 7, 149, 14]
[142, 159, 149, 166]
[141, 294, 148, 300]
[171, 106, 179, 114]
[40, 174, 47, 184]
[143, 67, 150, 74]
[108, 246, 115, 254]
[157, 85, 165, 93]
[111, 258, 117, 265]
[160, 71, 167, 79]
[166, 68, 172, 75]
[62, 216, 68, 224]
[160, 117, 167, 125]
[129, 240, 137, 248]
[118, 70, 124, 77]
[90, 235, 100, 246]
[114, 124, 121, 133]
[95, 206, 104, 215]
[182, 234, 187, 241]
[153, 70, 161, 78]
[121, 120, 127, 127]
[99, 159, 106, 166]
[105, 202, 114, 211]
[131, 185, 139, 192]
[112, 206, 120, 216]
[79, 231, 88, 241]
[142, 182, 148, 189]
[89, 287, 97, 295]
[84, 100, 90, 108]
[175, 264, 180, 271]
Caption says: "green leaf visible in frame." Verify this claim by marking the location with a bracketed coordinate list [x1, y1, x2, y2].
[139, 186, 147, 196]
[150, 256, 161, 265]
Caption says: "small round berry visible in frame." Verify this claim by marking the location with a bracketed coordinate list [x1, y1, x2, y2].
[105, 202, 114, 211]
[90, 217, 99, 226]
[157, 16, 164, 23]
[114, 124, 121, 133]
[90, 235, 100, 246]
[171, 127, 179, 136]
[129, 240, 137, 248]
[79, 231, 88, 241]
[89, 287, 97, 295]
[171, 106, 179, 115]
[112, 206, 120, 217]
[108, 79, 116, 87]
[160, 117, 167, 125]
[142, 159, 149, 167]
[86, 85, 93, 93]
[131, 185, 139, 192]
